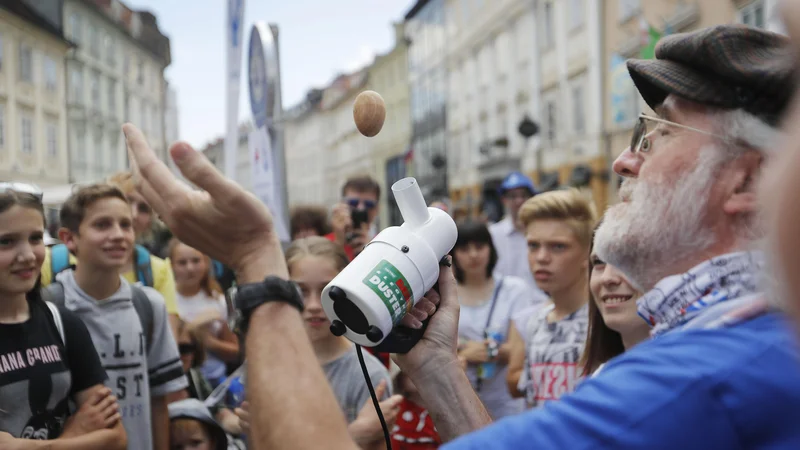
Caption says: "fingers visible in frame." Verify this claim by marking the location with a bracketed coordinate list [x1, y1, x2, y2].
[235, 401, 251, 432]
[435, 260, 457, 311]
[379, 394, 404, 422]
[88, 386, 112, 405]
[97, 394, 118, 416]
[372, 380, 387, 400]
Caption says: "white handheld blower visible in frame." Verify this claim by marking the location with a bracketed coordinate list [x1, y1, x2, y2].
[321, 177, 457, 347]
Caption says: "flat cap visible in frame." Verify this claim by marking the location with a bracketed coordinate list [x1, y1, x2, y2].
[627, 24, 796, 125]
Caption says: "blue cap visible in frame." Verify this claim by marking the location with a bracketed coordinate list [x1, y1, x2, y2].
[499, 171, 537, 196]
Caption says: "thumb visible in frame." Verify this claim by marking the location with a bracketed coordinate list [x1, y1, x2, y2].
[436, 259, 458, 312]
[372, 380, 387, 399]
[169, 142, 232, 199]
[381, 394, 404, 409]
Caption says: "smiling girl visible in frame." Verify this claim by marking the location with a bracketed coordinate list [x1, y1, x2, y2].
[0, 185, 126, 449]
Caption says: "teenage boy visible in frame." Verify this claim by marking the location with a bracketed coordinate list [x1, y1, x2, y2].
[508, 189, 596, 408]
[54, 184, 187, 450]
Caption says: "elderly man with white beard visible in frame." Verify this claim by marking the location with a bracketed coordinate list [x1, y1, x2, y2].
[118, 24, 800, 450]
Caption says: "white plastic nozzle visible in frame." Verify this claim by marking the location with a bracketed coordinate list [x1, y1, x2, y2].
[392, 178, 430, 228]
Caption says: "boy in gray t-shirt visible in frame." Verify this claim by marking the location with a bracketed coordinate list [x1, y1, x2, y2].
[55, 184, 187, 450]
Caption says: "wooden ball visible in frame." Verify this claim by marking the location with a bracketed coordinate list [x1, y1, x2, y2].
[353, 90, 386, 137]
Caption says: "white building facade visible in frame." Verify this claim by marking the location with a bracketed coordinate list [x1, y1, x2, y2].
[284, 89, 326, 206]
[63, 0, 170, 183]
[0, 4, 71, 187]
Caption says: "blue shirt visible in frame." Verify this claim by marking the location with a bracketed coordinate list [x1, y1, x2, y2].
[445, 313, 800, 449]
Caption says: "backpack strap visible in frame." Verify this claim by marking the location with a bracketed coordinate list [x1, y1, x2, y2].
[130, 286, 155, 355]
[44, 301, 66, 347]
[50, 244, 71, 277]
[134, 245, 154, 288]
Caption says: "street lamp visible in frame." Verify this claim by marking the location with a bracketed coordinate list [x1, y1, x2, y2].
[517, 114, 540, 178]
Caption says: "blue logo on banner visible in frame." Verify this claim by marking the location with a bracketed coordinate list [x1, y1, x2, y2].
[248, 26, 268, 129]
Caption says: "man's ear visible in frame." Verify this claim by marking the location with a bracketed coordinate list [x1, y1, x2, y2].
[57, 227, 78, 254]
[723, 151, 763, 216]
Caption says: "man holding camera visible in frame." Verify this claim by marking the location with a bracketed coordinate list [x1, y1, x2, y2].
[327, 176, 381, 260]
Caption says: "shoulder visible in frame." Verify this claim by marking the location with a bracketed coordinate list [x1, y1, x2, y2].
[137, 285, 168, 312]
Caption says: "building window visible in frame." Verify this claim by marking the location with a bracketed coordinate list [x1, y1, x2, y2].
[0, 104, 6, 149]
[141, 101, 148, 133]
[572, 84, 585, 135]
[108, 79, 116, 113]
[46, 122, 58, 157]
[88, 25, 99, 57]
[91, 71, 100, 110]
[739, 1, 766, 29]
[105, 33, 115, 66]
[569, 0, 585, 30]
[619, 0, 641, 22]
[75, 125, 86, 164]
[544, 100, 557, 143]
[70, 66, 83, 103]
[18, 44, 33, 83]
[137, 58, 144, 85]
[94, 128, 103, 171]
[69, 13, 82, 43]
[0, 34, 4, 71]
[109, 131, 119, 170]
[20, 114, 33, 155]
[542, 2, 555, 49]
[44, 56, 57, 91]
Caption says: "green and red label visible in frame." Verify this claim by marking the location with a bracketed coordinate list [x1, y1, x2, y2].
[362, 259, 414, 325]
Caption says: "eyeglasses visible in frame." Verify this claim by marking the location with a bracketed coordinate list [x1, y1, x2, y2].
[344, 197, 377, 210]
[0, 182, 43, 201]
[630, 113, 725, 155]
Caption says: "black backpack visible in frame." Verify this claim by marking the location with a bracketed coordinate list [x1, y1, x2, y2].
[42, 282, 155, 355]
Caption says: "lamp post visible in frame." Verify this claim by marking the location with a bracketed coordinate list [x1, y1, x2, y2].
[518, 114, 540, 179]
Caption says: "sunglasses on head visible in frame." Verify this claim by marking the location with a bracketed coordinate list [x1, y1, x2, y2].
[345, 197, 377, 210]
[0, 182, 43, 201]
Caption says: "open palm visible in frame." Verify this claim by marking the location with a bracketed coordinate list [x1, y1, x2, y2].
[123, 123, 286, 278]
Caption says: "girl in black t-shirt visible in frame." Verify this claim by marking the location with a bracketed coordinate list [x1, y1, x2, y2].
[0, 186, 126, 449]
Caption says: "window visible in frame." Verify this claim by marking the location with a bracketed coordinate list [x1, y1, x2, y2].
[94, 128, 103, 171]
[0, 104, 6, 149]
[0, 34, 4, 71]
[739, 1, 766, 29]
[44, 56, 57, 91]
[75, 125, 86, 164]
[108, 79, 116, 113]
[137, 58, 144, 85]
[570, 0, 585, 30]
[69, 14, 82, 43]
[18, 44, 33, 83]
[70, 67, 83, 103]
[20, 114, 33, 155]
[105, 33, 115, 66]
[88, 25, 99, 57]
[109, 131, 119, 170]
[140, 101, 148, 133]
[572, 84, 585, 135]
[542, 2, 555, 49]
[90, 70, 100, 110]
[544, 100, 557, 142]
[619, 0, 641, 21]
[46, 122, 57, 157]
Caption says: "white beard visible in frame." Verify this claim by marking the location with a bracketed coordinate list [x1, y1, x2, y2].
[594, 146, 722, 291]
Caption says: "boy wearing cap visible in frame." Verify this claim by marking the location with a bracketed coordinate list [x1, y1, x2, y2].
[489, 171, 548, 304]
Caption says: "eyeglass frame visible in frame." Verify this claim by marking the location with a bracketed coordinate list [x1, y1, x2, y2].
[630, 113, 726, 155]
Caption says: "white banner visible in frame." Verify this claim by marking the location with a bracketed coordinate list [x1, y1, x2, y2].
[250, 126, 289, 242]
[224, 0, 245, 179]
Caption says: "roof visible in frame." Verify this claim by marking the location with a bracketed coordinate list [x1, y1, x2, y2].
[404, 0, 432, 20]
[0, 0, 72, 46]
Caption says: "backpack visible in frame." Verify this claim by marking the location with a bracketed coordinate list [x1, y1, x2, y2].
[50, 243, 155, 288]
[41, 282, 155, 355]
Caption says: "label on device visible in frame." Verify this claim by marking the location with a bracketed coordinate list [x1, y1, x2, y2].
[363, 259, 414, 325]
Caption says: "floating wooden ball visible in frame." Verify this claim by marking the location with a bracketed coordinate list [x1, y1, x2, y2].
[353, 90, 386, 137]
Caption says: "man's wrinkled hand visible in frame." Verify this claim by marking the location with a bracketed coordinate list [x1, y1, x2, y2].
[122, 124, 288, 282]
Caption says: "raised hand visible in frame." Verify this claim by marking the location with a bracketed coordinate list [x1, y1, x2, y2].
[122, 124, 287, 283]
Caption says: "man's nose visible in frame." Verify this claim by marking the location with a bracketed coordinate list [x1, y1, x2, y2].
[612, 147, 643, 178]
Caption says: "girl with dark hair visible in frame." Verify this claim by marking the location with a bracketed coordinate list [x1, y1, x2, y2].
[579, 225, 650, 376]
[451, 221, 533, 420]
[0, 185, 126, 448]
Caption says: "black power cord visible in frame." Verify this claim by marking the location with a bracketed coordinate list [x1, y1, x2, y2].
[355, 344, 392, 450]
